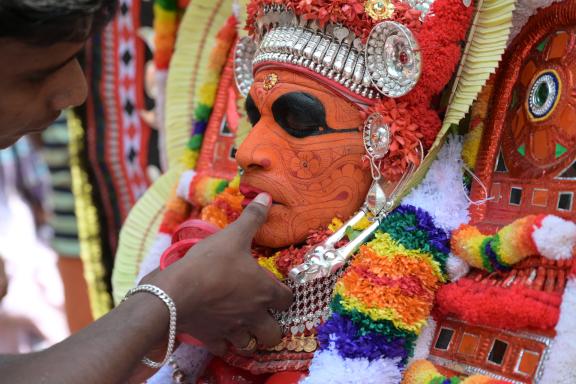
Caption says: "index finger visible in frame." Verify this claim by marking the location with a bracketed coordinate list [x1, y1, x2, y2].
[263, 277, 293, 311]
[227, 193, 271, 244]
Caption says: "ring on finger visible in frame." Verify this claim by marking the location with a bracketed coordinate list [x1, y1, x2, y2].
[237, 334, 257, 352]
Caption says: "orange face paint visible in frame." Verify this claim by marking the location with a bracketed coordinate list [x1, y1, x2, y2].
[236, 69, 372, 248]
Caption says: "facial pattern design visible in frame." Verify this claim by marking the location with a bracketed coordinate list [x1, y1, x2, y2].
[236, 69, 372, 248]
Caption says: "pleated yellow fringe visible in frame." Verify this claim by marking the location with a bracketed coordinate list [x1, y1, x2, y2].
[112, 168, 180, 304]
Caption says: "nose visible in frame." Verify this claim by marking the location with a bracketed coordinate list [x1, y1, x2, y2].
[236, 121, 275, 172]
[48, 59, 88, 111]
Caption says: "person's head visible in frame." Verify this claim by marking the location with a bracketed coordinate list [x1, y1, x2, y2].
[234, 0, 474, 248]
[236, 69, 372, 248]
[0, 0, 117, 148]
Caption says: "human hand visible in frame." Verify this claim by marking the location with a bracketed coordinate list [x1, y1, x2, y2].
[0, 256, 7, 301]
[145, 193, 293, 355]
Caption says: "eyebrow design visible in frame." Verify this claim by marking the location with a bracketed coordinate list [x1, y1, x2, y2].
[245, 92, 358, 138]
[245, 94, 261, 126]
[272, 92, 358, 138]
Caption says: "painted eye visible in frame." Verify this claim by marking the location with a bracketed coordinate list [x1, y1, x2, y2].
[245, 94, 261, 126]
[527, 70, 560, 121]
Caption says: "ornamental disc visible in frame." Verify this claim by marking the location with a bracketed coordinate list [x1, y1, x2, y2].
[365, 21, 421, 98]
[363, 112, 391, 159]
[234, 36, 258, 97]
[527, 70, 560, 121]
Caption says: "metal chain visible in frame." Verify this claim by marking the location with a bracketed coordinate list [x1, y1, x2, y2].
[122, 284, 177, 369]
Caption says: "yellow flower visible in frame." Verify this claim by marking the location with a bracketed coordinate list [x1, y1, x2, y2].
[258, 254, 284, 280]
[329, 217, 344, 232]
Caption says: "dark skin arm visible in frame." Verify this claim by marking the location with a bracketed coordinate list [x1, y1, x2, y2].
[0, 194, 292, 384]
[0, 293, 168, 384]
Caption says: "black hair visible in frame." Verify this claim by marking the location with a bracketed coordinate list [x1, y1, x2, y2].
[0, 0, 118, 45]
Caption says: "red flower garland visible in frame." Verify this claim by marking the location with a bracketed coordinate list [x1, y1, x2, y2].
[368, 99, 441, 181]
[247, 0, 422, 40]
[434, 277, 562, 332]
[274, 227, 349, 276]
[413, 0, 474, 99]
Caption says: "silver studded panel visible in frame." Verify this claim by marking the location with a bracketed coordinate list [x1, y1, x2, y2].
[234, 37, 258, 97]
[271, 269, 345, 336]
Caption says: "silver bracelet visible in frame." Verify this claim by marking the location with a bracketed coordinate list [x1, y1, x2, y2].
[122, 284, 177, 369]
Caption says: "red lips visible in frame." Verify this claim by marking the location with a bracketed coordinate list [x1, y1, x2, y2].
[240, 183, 268, 208]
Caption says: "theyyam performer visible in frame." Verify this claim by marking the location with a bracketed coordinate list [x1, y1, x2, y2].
[113, 0, 575, 383]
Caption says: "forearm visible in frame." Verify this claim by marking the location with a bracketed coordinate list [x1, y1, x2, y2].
[0, 293, 168, 384]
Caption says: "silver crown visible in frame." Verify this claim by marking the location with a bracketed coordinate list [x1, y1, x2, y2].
[234, 4, 423, 100]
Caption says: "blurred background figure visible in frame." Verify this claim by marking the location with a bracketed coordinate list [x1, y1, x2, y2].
[0, 136, 69, 353]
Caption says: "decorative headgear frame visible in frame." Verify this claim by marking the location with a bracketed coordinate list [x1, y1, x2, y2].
[234, 2, 431, 101]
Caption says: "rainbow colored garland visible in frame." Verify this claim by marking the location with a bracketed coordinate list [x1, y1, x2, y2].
[434, 214, 575, 332]
[317, 205, 449, 368]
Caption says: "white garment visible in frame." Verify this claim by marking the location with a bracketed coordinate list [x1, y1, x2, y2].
[0, 189, 69, 353]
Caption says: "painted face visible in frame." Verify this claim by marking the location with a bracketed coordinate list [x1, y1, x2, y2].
[236, 69, 372, 248]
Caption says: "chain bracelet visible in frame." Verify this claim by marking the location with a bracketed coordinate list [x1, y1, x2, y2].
[122, 284, 177, 369]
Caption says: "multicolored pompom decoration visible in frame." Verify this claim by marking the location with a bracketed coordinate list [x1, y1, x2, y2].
[451, 214, 576, 272]
[403, 360, 510, 384]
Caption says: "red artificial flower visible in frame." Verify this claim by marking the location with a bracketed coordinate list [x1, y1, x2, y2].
[368, 98, 436, 181]
[247, 0, 427, 41]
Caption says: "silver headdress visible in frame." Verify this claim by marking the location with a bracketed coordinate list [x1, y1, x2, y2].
[234, 3, 427, 100]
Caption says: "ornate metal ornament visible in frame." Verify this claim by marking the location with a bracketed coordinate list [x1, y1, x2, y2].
[235, 3, 430, 100]
[233, 36, 258, 97]
[252, 22, 378, 99]
[272, 271, 343, 336]
[365, 21, 421, 97]
[365, 0, 395, 21]
[366, 179, 391, 216]
[264, 334, 319, 353]
[363, 112, 391, 159]
[289, 210, 379, 284]
[527, 70, 560, 121]
[263, 72, 279, 90]
[363, 113, 392, 217]
[404, 0, 436, 20]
